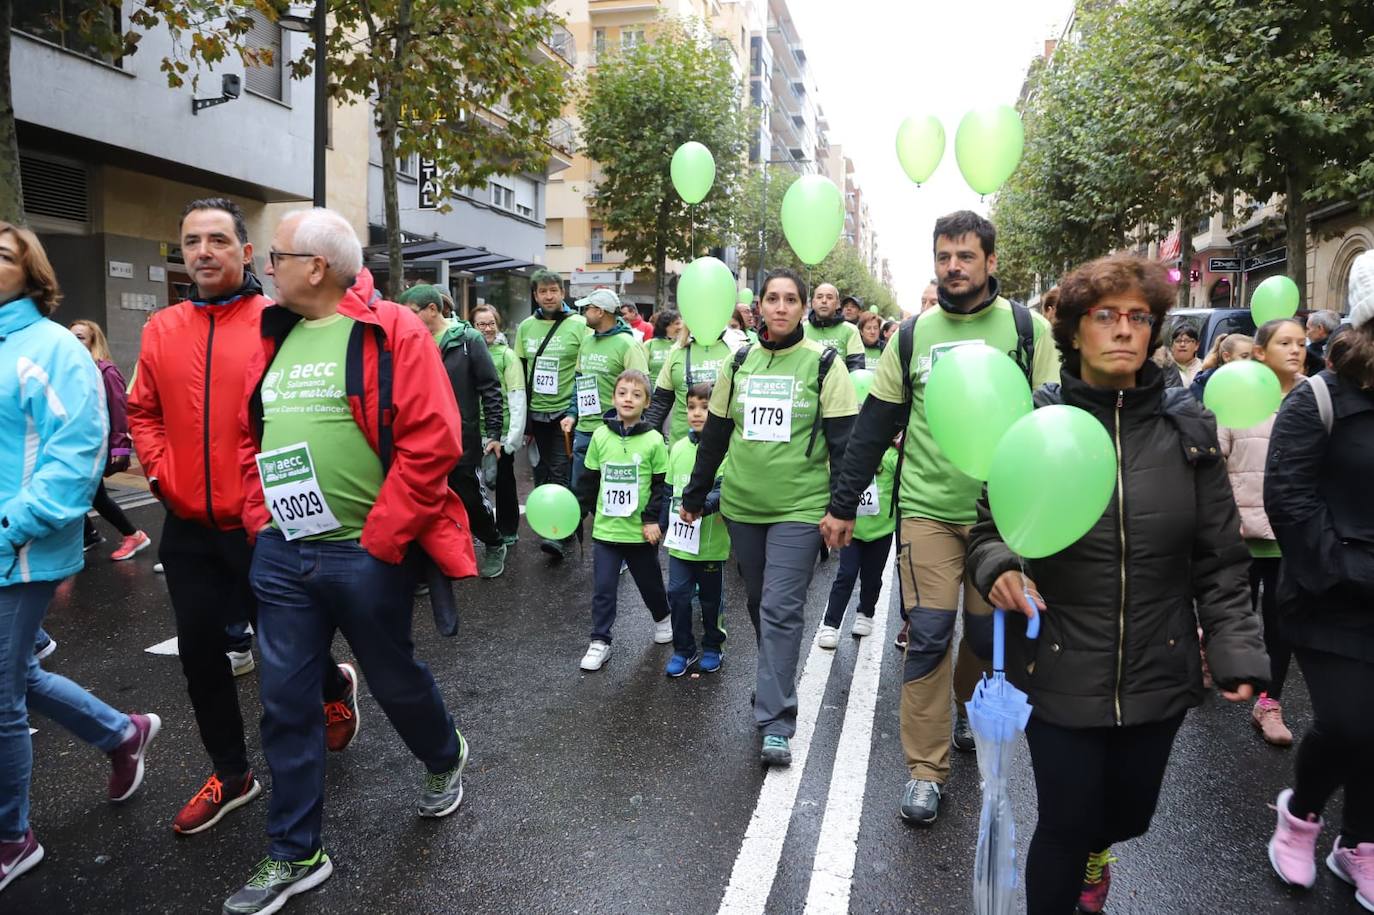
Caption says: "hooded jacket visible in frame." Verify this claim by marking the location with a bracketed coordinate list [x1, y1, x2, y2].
[438, 318, 503, 468]
[966, 363, 1269, 729]
[238, 269, 476, 580]
[0, 297, 107, 585]
[573, 409, 669, 526]
[1218, 411, 1279, 543]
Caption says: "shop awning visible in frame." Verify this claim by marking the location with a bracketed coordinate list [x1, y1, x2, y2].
[362, 238, 541, 275]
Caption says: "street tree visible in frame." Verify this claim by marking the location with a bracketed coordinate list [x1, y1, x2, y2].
[579, 17, 751, 308]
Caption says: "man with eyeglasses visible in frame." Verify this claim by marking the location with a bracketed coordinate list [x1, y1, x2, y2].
[821, 210, 1059, 828]
[128, 199, 358, 838]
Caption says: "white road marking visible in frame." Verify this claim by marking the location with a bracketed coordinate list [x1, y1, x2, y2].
[716, 607, 841, 914]
[145, 637, 179, 656]
[804, 546, 896, 914]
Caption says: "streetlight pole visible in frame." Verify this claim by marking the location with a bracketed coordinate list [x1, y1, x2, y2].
[279, 4, 327, 207]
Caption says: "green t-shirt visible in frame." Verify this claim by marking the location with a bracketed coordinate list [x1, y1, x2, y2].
[574, 324, 648, 434]
[868, 297, 1059, 524]
[853, 446, 899, 542]
[514, 311, 587, 414]
[666, 435, 731, 562]
[655, 336, 738, 443]
[863, 346, 883, 371]
[484, 340, 524, 437]
[708, 336, 858, 525]
[260, 313, 384, 541]
[804, 316, 865, 360]
[646, 337, 676, 388]
[584, 423, 668, 543]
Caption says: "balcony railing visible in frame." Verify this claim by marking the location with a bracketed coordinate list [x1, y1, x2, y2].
[548, 24, 577, 66]
[548, 118, 575, 153]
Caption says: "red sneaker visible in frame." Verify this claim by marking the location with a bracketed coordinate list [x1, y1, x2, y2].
[172, 772, 261, 835]
[324, 663, 360, 753]
[0, 829, 43, 893]
[109, 712, 160, 802]
[1077, 848, 1115, 913]
[110, 530, 151, 561]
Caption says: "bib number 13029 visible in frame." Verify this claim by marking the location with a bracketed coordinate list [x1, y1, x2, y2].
[741, 375, 794, 443]
[254, 441, 341, 540]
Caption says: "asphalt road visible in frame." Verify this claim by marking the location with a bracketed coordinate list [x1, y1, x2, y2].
[9, 498, 1361, 915]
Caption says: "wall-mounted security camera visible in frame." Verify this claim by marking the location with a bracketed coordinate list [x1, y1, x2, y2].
[193, 73, 243, 115]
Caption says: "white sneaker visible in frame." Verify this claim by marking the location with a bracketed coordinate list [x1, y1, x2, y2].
[227, 650, 255, 677]
[580, 640, 611, 671]
[653, 619, 673, 645]
[817, 625, 840, 650]
[153, 562, 165, 573]
[851, 615, 874, 638]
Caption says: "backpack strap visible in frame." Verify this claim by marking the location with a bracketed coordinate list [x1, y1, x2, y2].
[1307, 373, 1335, 435]
[888, 317, 917, 518]
[725, 343, 752, 407]
[804, 346, 838, 459]
[346, 322, 395, 472]
[1010, 301, 1036, 386]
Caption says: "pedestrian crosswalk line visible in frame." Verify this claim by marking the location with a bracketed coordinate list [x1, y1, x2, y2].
[804, 547, 896, 914]
[145, 637, 179, 656]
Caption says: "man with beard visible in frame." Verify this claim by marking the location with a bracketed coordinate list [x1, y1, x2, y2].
[819, 210, 1058, 827]
[803, 283, 866, 371]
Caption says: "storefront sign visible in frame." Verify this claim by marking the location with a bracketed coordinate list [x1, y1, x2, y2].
[1244, 247, 1287, 273]
[418, 159, 440, 210]
[1207, 257, 1242, 273]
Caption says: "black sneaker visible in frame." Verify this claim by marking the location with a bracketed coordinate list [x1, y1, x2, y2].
[539, 538, 567, 561]
[222, 851, 333, 915]
[953, 711, 976, 753]
[418, 730, 469, 818]
[900, 778, 942, 825]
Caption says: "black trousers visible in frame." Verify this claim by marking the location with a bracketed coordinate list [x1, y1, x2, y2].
[85, 480, 136, 538]
[1290, 646, 1374, 844]
[449, 463, 501, 547]
[1024, 713, 1185, 915]
[528, 416, 571, 490]
[159, 511, 347, 778]
[1250, 557, 1290, 699]
[495, 451, 519, 538]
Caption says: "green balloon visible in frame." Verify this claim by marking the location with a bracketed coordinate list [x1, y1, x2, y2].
[1202, 360, 1282, 429]
[525, 484, 580, 540]
[926, 344, 1033, 480]
[988, 405, 1117, 559]
[737, 287, 753, 305]
[954, 105, 1024, 196]
[1250, 275, 1300, 326]
[677, 256, 736, 343]
[896, 115, 946, 185]
[780, 175, 844, 265]
[670, 141, 716, 205]
[850, 368, 875, 403]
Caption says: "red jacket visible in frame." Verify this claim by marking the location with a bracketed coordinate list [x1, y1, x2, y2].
[128, 290, 268, 529]
[237, 270, 477, 579]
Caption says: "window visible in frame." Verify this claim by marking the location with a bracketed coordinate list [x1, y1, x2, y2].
[590, 227, 605, 264]
[516, 204, 533, 218]
[621, 28, 645, 50]
[490, 181, 515, 211]
[12, 0, 122, 65]
[593, 28, 606, 60]
[243, 10, 283, 101]
[397, 152, 419, 178]
[546, 218, 564, 248]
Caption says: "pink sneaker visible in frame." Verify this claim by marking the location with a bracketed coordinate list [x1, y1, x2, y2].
[1268, 788, 1322, 889]
[110, 530, 151, 561]
[1251, 696, 1294, 747]
[1328, 839, 1374, 912]
[109, 713, 161, 802]
[1077, 848, 1115, 913]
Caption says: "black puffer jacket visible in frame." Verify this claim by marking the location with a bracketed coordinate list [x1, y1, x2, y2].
[967, 363, 1269, 730]
[1264, 370, 1374, 663]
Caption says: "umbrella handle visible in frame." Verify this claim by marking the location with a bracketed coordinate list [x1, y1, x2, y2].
[1024, 588, 1041, 640]
[992, 593, 1041, 674]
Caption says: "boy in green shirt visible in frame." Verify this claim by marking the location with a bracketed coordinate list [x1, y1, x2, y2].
[660, 383, 730, 677]
[562, 288, 647, 490]
[573, 370, 670, 672]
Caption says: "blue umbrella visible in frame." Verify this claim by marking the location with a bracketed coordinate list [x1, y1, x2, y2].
[967, 595, 1040, 915]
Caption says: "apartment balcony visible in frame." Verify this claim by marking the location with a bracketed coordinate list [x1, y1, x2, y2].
[589, 1, 662, 17]
[546, 24, 577, 67]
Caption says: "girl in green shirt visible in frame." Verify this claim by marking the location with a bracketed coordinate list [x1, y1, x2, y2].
[645, 310, 681, 391]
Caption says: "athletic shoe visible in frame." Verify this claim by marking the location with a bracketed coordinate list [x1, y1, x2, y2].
[817, 625, 840, 650]
[580, 640, 611, 672]
[665, 652, 699, 678]
[33, 636, 57, 661]
[110, 530, 151, 561]
[894, 621, 909, 652]
[900, 778, 942, 825]
[173, 772, 262, 835]
[1078, 848, 1116, 913]
[83, 530, 103, 552]
[760, 735, 791, 767]
[1268, 787, 1322, 889]
[0, 829, 43, 894]
[109, 712, 161, 802]
[953, 711, 976, 753]
[153, 562, 165, 573]
[478, 542, 507, 579]
[222, 850, 333, 915]
[540, 537, 567, 561]
[501, 533, 519, 546]
[227, 650, 255, 677]
[851, 615, 874, 638]
[653, 619, 673, 645]
[1328, 839, 1374, 912]
[417, 730, 469, 818]
[1252, 696, 1294, 747]
[324, 663, 360, 753]
[699, 650, 723, 674]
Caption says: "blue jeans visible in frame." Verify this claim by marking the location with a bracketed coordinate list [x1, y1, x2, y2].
[823, 532, 894, 629]
[590, 541, 669, 644]
[2, 581, 130, 839]
[667, 556, 726, 656]
[570, 429, 594, 491]
[250, 529, 460, 860]
[34, 627, 52, 652]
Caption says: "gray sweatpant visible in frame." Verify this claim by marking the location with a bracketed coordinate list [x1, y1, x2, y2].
[728, 520, 822, 738]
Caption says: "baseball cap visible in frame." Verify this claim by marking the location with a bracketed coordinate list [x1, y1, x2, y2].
[574, 288, 620, 314]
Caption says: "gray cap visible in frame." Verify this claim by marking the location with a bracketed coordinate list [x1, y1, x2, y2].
[574, 288, 620, 313]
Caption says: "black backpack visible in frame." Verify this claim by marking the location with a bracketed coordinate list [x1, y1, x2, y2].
[726, 343, 838, 459]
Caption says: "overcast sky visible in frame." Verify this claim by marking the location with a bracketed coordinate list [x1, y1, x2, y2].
[786, 0, 1075, 312]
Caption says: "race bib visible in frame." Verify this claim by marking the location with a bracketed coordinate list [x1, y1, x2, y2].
[742, 375, 794, 442]
[575, 375, 602, 417]
[664, 498, 701, 555]
[533, 356, 560, 395]
[857, 478, 881, 517]
[600, 463, 639, 517]
[255, 442, 341, 540]
[918, 339, 986, 384]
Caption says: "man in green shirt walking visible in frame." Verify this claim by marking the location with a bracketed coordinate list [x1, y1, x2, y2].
[562, 288, 647, 489]
[804, 282, 866, 371]
[821, 211, 1059, 827]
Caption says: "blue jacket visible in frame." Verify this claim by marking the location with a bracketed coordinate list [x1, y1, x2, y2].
[0, 297, 106, 585]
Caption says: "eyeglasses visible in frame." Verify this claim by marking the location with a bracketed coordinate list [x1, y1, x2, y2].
[1088, 307, 1155, 328]
[268, 250, 321, 268]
